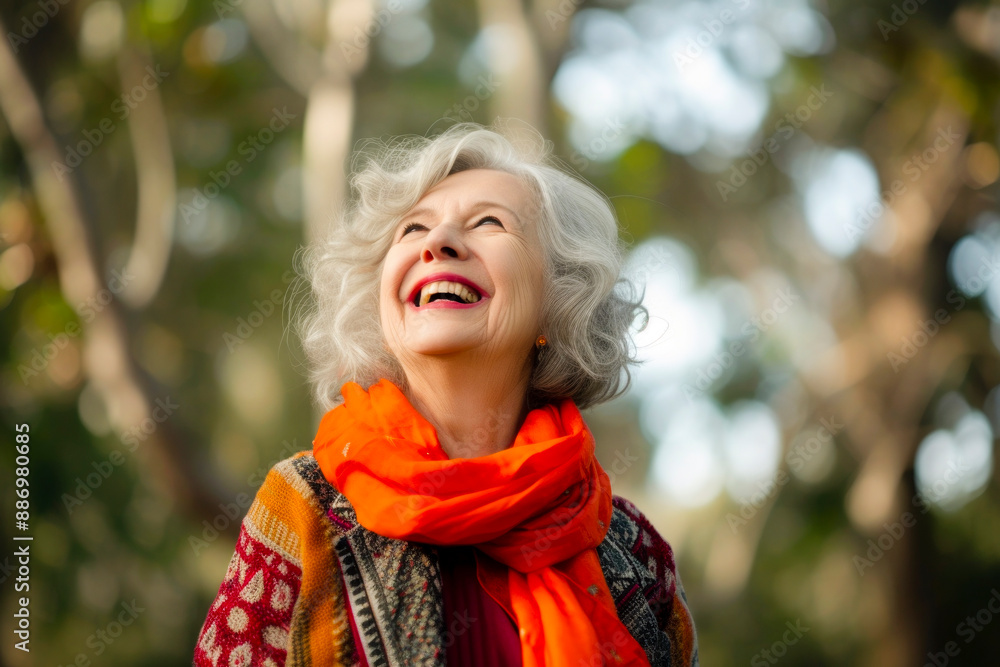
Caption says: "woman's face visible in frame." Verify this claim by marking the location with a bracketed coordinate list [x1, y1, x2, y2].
[379, 168, 545, 367]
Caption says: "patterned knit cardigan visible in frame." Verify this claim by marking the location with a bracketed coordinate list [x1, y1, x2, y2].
[193, 451, 699, 667]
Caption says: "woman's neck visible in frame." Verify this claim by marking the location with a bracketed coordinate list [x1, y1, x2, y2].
[402, 357, 532, 459]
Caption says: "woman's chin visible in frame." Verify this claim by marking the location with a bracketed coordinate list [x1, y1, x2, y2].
[401, 338, 479, 357]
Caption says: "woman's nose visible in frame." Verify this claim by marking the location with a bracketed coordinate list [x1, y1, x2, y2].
[420, 223, 466, 262]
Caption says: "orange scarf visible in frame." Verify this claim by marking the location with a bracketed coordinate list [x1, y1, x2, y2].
[312, 379, 652, 667]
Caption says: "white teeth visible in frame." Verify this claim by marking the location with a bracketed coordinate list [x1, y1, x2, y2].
[418, 280, 481, 306]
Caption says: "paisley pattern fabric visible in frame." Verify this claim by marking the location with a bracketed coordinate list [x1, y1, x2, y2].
[193, 451, 699, 667]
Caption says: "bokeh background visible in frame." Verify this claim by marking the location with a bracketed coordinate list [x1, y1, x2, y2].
[2, 0, 1000, 665]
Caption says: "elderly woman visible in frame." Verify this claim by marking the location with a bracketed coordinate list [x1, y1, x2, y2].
[194, 124, 698, 667]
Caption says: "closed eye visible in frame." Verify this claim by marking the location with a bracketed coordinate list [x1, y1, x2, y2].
[400, 216, 503, 237]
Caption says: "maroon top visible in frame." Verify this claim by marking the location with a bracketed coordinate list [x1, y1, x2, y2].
[438, 545, 523, 666]
[346, 545, 523, 666]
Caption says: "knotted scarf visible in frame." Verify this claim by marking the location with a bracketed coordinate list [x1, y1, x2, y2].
[312, 378, 652, 667]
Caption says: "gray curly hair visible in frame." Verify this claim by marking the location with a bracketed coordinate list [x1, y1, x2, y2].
[292, 122, 647, 411]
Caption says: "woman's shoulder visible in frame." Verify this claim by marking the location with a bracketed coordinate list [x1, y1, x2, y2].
[194, 451, 354, 667]
[241, 450, 350, 562]
[608, 495, 679, 586]
[256, 449, 341, 505]
[607, 494, 699, 667]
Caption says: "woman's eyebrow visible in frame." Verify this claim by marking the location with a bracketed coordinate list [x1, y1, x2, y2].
[473, 201, 522, 226]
